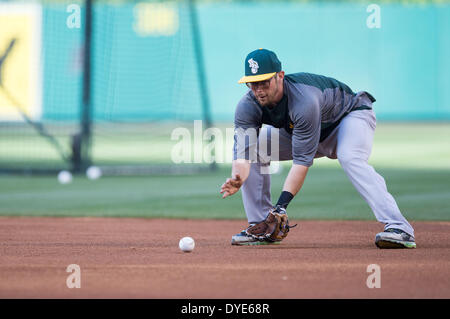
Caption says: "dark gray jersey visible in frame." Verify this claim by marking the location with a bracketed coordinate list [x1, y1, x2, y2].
[233, 72, 376, 166]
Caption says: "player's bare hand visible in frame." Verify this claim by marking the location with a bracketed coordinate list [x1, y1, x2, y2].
[220, 174, 243, 198]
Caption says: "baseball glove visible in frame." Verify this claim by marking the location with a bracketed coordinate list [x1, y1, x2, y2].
[246, 205, 297, 242]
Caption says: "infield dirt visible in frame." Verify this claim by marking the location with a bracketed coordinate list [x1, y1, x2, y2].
[0, 217, 449, 298]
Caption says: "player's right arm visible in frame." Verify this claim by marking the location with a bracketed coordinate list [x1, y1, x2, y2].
[220, 93, 262, 199]
[220, 159, 250, 198]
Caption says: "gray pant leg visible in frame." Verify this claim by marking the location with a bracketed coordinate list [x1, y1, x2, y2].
[241, 162, 273, 224]
[334, 110, 415, 237]
[241, 126, 293, 224]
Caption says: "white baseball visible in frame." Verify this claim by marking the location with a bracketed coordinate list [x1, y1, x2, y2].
[57, 170, 72, 184]
[86, 166, 102, 180]
[179, 237, 195, 252]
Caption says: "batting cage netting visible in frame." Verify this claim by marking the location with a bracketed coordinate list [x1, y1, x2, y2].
[0, 0, 214, 175]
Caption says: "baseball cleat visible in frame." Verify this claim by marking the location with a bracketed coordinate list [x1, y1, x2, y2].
[375, 228, 416, 249]
[231, 228, 280, 246]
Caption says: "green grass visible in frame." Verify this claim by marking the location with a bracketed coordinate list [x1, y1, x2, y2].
[0, 122, 449, 221]
[0, 165, 449, 221]
[2, 122, 450, 168]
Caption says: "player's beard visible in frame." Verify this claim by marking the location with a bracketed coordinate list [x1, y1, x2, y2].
[255, 80, 279, 107]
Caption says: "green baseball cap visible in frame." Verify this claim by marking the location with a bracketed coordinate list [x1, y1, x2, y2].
[238, 48, 282, 83]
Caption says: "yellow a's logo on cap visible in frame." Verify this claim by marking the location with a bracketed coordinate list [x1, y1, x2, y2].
[248, 58, 259, 74]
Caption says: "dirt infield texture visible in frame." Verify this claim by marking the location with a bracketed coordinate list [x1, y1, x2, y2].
[0, 217, 449, 299]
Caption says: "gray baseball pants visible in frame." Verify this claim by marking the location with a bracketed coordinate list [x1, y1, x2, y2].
[240, 109, 415, 237]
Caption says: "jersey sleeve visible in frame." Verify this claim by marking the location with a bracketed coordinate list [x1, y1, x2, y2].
[233, 93, 262, 161]
[290, 98, 321, 167]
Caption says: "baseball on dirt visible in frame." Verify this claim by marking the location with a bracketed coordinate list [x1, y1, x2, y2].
[179, 237, 195, 252]
[57, 170, 72, 184]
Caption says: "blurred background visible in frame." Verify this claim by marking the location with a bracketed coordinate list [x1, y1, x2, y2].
[0, 0, 449, 220]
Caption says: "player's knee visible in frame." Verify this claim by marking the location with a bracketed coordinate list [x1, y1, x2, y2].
[337, 152, 366, 169]
[257, 127, 275, 164]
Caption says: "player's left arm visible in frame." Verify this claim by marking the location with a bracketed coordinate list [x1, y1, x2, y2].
[282, 164, 309, 196]
[274, 99, 320, 208]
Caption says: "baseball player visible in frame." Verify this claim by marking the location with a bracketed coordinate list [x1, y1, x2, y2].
[220, 48, 416, 249]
